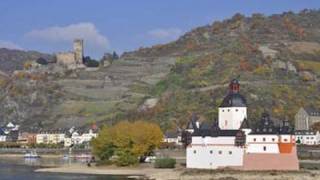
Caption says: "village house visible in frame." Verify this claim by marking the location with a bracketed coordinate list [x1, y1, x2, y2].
[295, 107, 320, 130]
[71, 129, 97, 145]
[163, 131, 182, 146]
[186, 79, 299, 170]
[17, 132, 37, 145]
[0, 122, 20, 142]
[36, 131, 65, 144]
[64, 128, 98, 147]
[0, 128, 6, 142]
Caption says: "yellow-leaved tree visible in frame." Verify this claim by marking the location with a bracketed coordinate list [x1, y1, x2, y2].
[92, 121, 163, 166]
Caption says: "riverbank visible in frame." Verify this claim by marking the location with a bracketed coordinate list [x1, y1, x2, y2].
[36, 164, 320, 180]
[0, 153, 63, 158]
[35, 164, 180, 179]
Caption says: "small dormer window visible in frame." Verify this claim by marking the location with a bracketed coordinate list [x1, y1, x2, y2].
[236, 109, 238, 112]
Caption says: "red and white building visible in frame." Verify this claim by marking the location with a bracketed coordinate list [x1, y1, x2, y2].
[186, 79, 299, 170]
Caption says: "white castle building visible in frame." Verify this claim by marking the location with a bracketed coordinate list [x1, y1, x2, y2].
[186, 79, 299, 170]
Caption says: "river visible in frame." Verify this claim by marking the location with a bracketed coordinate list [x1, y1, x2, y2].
[0, 156, 130, 180]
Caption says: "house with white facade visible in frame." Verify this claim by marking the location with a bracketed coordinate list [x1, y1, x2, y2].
[0, 128, 7, 142]
[163, 131, 182, 145]
[63, 129, 97, 147]
[36, 131, 65, 144]
[0, 122, 20, 142]
[186, 79, 299, 170]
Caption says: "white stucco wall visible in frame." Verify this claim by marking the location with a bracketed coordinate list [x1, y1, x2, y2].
[247, 134, 280, 153]
[218, 107, 247, 130]
[279, 135, 295, 143]
[0, 135, 6, 142]
[192, 136, 235, 145]
[187, 145, 244, 169]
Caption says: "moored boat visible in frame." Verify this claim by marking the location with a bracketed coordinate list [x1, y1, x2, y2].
[24, 151, 40, 158]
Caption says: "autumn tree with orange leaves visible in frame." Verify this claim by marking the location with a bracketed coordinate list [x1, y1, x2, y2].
[92, 121, 163, 166]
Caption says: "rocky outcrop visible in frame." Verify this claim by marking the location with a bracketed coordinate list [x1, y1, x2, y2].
[271, 60, 297, 73]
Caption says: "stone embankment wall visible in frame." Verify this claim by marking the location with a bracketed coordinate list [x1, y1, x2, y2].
[298, 146, 320, 159]
[0, 148, 90, 154]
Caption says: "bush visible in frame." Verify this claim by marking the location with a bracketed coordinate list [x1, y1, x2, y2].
[154, 158, 176, 168]
[115, 150, 139, 166]
[84, 56, 100, 67]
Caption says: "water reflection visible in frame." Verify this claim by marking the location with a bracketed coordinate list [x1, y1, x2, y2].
[0, 156, 130, 180]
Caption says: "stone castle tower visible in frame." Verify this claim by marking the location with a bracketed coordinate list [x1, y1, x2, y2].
[73, 39, 84, 64]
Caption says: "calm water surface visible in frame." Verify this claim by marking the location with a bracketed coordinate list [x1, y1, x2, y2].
[0, 157, 130, 180]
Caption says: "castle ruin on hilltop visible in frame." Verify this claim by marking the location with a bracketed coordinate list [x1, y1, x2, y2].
[56, 39, 85, 69]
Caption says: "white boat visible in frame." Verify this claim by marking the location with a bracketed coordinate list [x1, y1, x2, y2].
[24, 151, 40, 158]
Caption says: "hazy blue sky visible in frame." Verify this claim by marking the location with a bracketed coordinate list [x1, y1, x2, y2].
[0, 0, 319, 58]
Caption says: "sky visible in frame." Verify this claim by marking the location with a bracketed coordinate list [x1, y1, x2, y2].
[0, 0, 320, 59]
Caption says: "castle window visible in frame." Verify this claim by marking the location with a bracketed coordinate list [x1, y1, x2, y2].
[228, 109, 230, 112]
[236, 109, 238, 112]
[193, 150, 196, 154]
[263, 146, 266, 151]
[225, 121, 228, 126]
[253, 138, 256, 142]
[272, 138, 275, 142]
[222, 110, 224, 112]
[218, 150, 222, 155]
[263, 138, 266, 142]
[210, 150, 213, 154]
[229, 151, 232, 155]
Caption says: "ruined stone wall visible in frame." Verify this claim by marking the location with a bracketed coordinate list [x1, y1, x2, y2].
[56, 52, 76, 65]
